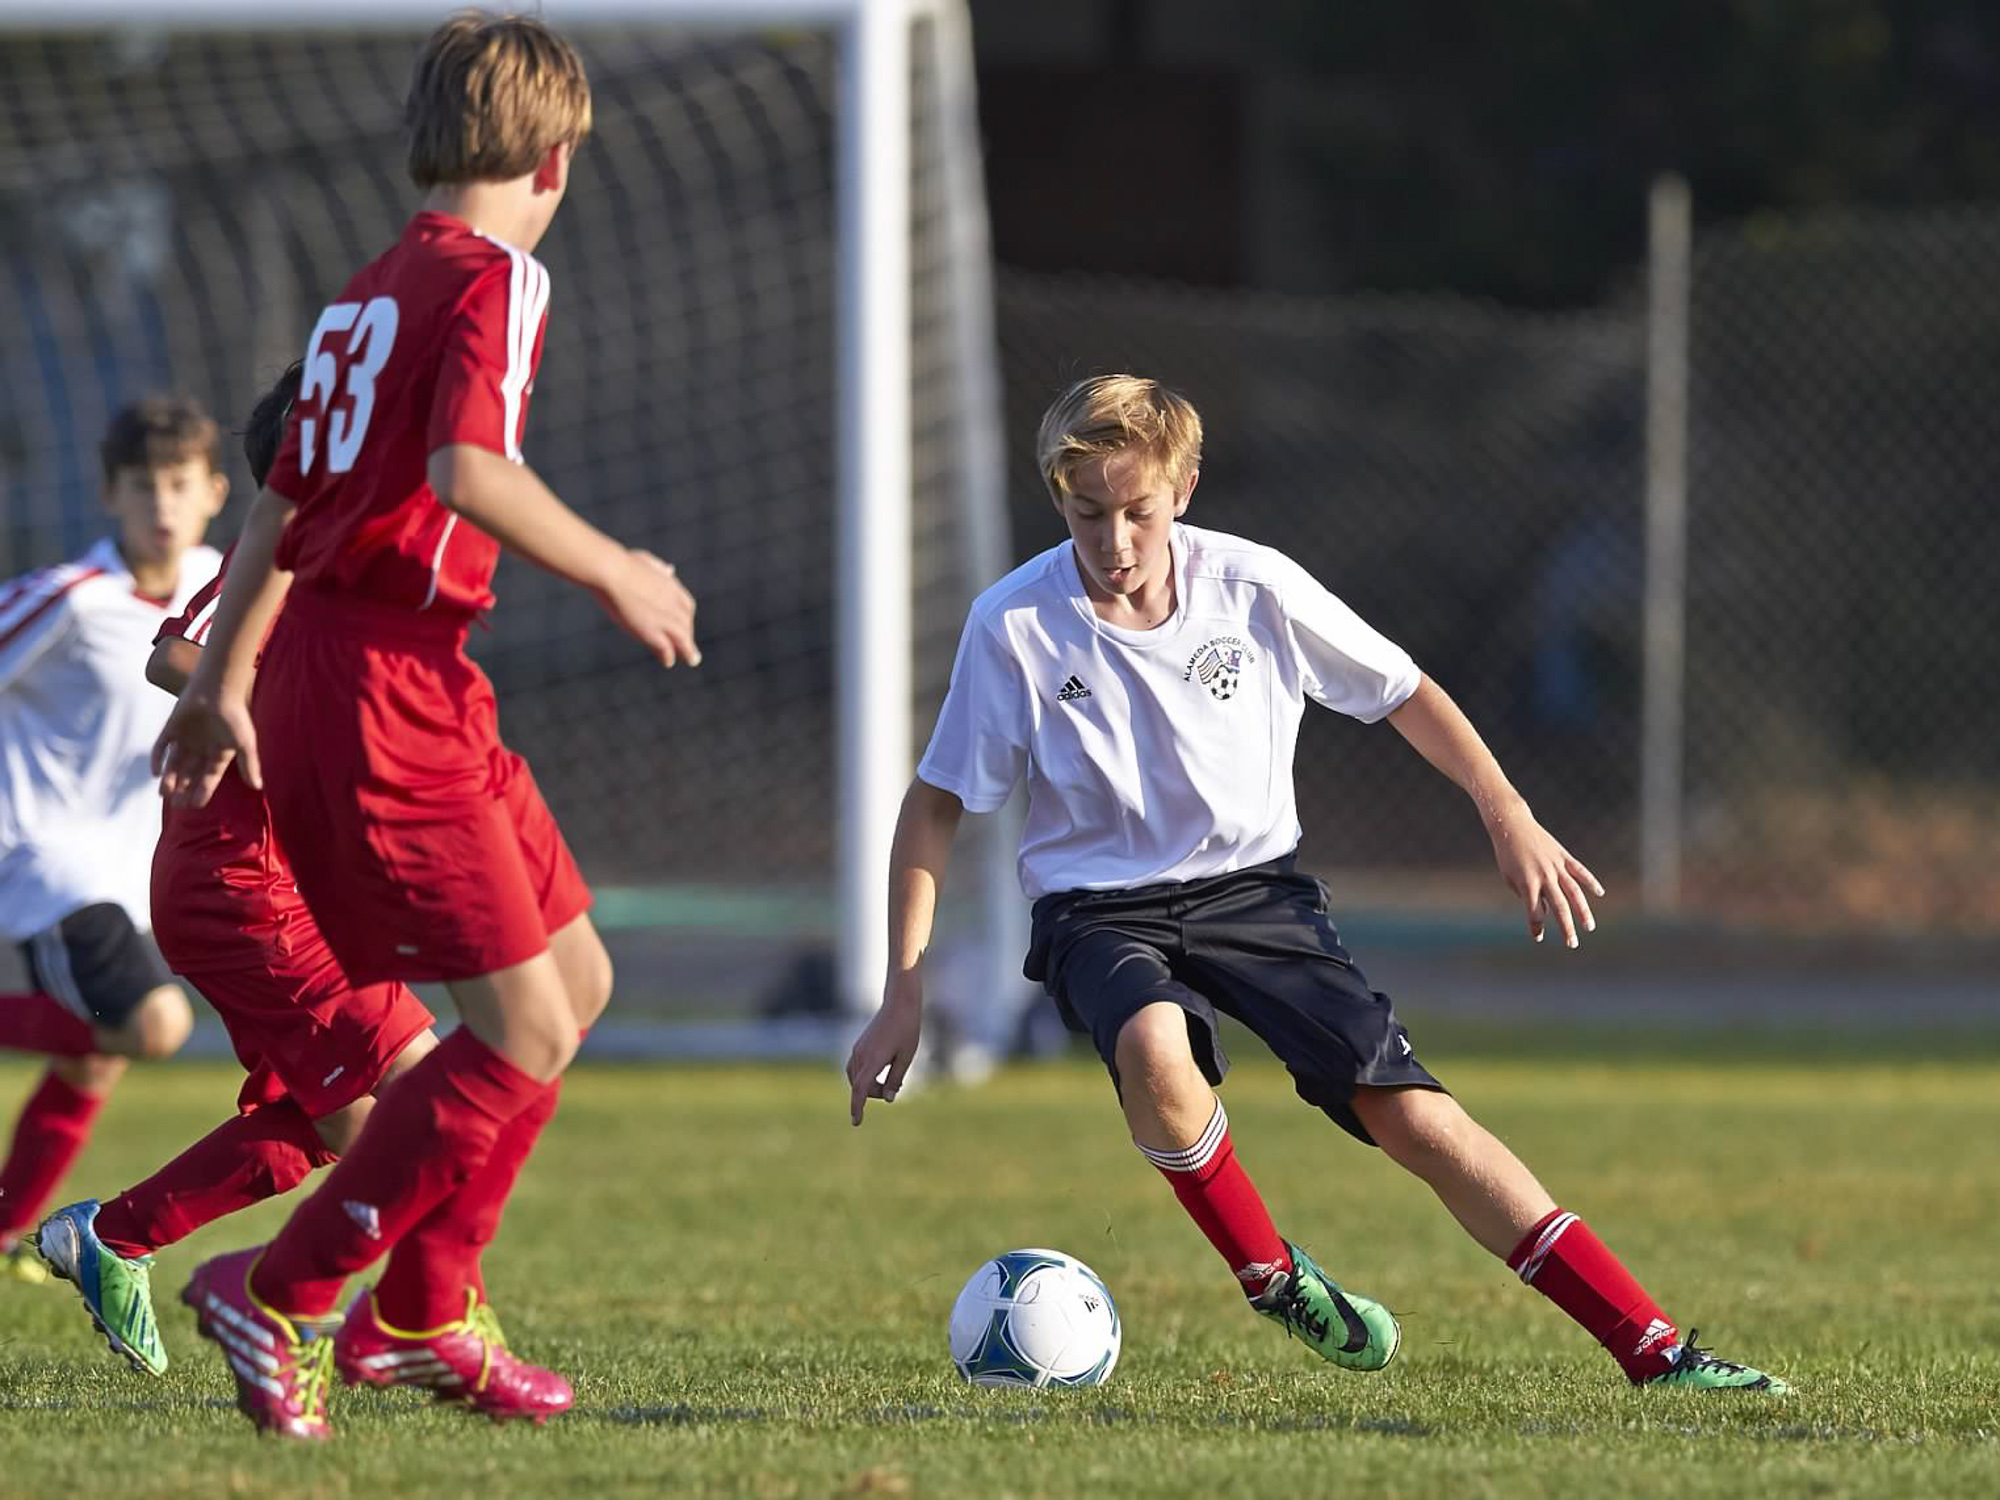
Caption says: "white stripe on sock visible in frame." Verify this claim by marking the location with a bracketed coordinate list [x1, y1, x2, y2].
[1516, 1211, 1579, 1285]
[1137, 1100, 1228, 1174]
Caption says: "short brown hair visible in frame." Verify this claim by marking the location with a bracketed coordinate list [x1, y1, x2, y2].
[1036, 374, 1204, 502]
[99, 395, 222, 483]
[405, 11, 592, 188]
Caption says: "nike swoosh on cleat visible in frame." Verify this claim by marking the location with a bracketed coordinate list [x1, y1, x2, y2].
[1330, 1290, 1373, 1354]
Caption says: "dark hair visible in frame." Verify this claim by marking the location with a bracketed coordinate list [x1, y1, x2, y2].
[99, 394, 222, 483]
[242, 362, 305, 489]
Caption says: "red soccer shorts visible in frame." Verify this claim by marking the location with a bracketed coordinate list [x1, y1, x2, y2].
[152, 786, 435, 1119]
[250, 587, 593, 988]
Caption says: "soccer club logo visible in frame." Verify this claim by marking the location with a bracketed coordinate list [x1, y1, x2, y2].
[1184, 635, 1256, 701]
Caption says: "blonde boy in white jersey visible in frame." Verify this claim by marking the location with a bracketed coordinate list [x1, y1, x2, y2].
[0, 396, 224, 1276]
[847, 374, 1786, 1392]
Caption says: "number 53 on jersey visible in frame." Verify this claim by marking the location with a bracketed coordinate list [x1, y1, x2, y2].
[299, 297, 401, 476]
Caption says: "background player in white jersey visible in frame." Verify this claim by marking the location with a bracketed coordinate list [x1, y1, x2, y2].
[847, 374, 1786, 1392]
[0, 395, 225, 1278]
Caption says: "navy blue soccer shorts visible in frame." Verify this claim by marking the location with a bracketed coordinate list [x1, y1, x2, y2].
[18, 902, 173, 1029]
[1024, 853, 1444, 1145]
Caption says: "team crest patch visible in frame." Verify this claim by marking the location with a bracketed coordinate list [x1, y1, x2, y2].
[1184, 635, 1256, 701]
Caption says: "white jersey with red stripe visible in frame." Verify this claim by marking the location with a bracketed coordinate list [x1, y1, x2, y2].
[0, 536, 221, 940]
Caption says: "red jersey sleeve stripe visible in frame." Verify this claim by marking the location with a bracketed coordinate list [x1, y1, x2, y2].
[0, 565, 81, 636]
[182, 591, 222, 645]
[0, 567, 103, 658]
[154, 560, 226, 646]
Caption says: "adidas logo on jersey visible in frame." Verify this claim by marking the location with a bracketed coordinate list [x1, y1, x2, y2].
[1056, 675, 1093, 702]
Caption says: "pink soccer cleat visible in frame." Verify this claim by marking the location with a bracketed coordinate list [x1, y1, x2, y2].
[180, 1247, 340, 1440]
[334, 1287, 573, 1424]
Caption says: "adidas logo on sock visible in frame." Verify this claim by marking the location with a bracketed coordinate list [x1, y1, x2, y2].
[1634, 1317, 1676, 1357]
[1057, 674, 1092, 702]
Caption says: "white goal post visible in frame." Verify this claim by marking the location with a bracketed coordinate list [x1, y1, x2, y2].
[0, 0, 1018, 1026]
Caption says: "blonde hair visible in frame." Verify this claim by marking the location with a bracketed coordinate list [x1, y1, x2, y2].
[1036, 374, 1203, 501]
[404, 11, 593, 188]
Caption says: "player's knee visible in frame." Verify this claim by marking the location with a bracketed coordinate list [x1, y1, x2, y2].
[1113, 1002, 1202, 1105]
[98, 985, 194, 1059]
[51, 1051, 128, 1093]
[511, 1015, 579, 1082]
[380, 1028, 440, 1087]
[567, 942, 613, 1031]
[312, 1096, 374, 1156]
[1357, 1086, 1464, 1168]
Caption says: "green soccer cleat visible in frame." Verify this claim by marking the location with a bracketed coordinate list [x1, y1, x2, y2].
[2, 1236, 51, 1285]
[1644, 1329, 1790, 1393]
[36, 1200, 168, 1377]
[1251, 1239, 1400, 1372]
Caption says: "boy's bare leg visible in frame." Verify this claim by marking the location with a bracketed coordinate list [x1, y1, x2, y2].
[450, 953, 582, 1083]
[1112, 999, 1400, 1367]
[1352, 1083, 1783, 1388]
[546, 913, 613, 1035]
[369, 914, 609, 1329]
[1349, 1085, 1556, 1256]
[1112, 1001, 1217, 1150]
[310, 1029, 440, 1155]
[89, 984, 194, 1061]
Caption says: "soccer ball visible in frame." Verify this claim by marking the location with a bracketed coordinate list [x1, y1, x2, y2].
[948, 1248, 1121, 1388]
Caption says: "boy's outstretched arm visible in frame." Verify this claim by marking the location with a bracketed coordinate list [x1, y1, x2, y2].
[1386, 673, 1604, 947]
[152, 487, 295, 806]
[428, 445, 700, 669]
[846, 776, 965, 1125]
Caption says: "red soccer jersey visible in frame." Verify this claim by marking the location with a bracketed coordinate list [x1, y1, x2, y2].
[263, 210, 551, 617]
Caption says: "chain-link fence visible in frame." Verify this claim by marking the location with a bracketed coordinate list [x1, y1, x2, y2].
[997, 207, 2000, 937]
[0, 17, 1992, 984]
[1683, 208, 2000, 934]
[0, 17, 990, 902]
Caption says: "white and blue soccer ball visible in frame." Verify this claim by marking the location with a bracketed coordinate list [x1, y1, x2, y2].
[948, 1248, 1121, 1388]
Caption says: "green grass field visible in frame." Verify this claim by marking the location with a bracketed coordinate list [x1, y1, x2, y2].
[2, 1035, 1996, 1498]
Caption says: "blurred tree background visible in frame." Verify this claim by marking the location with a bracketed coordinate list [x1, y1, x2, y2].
[972, 0, 2000, 305]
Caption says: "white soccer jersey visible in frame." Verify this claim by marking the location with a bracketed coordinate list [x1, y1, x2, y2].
[919, 523, 1421, 899]
[0, 536, 221, 940]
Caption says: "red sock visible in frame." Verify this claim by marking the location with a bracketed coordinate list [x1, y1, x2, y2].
[0, 1069, 107, 1240]
[1140, 1100, 1291, 1297]
[92, 1100, 336, 1258]
[1508, 1209, 1681, 1382]
[250, 1028, 545, 1316]
[372, 1077, 560, 1328]
[0, 992, 98, 1058]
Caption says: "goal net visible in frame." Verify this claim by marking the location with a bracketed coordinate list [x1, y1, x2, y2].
[0, 1, 1017, 1039]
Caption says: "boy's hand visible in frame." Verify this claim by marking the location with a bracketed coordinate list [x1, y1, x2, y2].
[846, 972, 923, 1126]
[153, 688, 258, 807]
[1488, 810, 1603, 948]
[595, 548, 701, 668]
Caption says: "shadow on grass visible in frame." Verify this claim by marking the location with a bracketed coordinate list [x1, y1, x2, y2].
[594, 1401, 1434, 1437]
